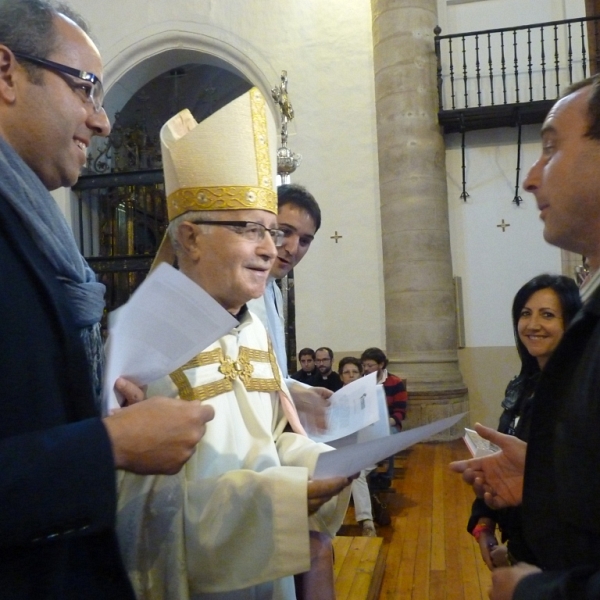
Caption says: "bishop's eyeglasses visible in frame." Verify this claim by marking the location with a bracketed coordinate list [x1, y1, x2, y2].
[12, 51, 105, 113]
[191, 220, 285, 247]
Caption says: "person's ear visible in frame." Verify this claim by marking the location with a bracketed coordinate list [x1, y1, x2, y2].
[0, 46, 20, 104]
[176, 221, 202, 261]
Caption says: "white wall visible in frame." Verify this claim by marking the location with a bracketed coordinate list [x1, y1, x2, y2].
[439, 0, 584, 32]
[439, 0, 585, 349]
[447, 127, 562, 348]
[70, 0, 386, 353]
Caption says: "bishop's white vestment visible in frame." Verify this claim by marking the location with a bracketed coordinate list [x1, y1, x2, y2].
[116, 309, 347, 600]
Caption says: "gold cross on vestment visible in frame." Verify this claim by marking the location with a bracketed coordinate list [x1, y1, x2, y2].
[219, 356, 254, 382]
[330, 231, 343, 243]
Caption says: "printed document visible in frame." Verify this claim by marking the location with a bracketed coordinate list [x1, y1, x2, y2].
[308, 372, 379, 443]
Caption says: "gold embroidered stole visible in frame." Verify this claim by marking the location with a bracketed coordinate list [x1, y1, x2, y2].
[170, 339, 281, 402]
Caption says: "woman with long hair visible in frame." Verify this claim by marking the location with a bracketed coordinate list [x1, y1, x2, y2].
[468, 273, 581, 569]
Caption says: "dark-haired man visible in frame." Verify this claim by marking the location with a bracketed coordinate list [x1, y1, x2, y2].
[250, 184, 320, 373]
[451, 75, 600, 600]
[291, 347, 318, 385]
[249, 184, 333, 427]
[0, 2, 212, 597]
[314, 347, 343, 392]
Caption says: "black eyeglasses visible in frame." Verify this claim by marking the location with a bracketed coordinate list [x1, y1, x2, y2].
[191, 220, 285, 247]
[12, 51, 104, 113]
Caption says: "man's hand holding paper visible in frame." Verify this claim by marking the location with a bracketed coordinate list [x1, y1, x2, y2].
[450, 423, 526, 509]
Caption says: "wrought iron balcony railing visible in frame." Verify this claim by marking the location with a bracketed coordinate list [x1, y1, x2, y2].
[435, 16, 600, 133]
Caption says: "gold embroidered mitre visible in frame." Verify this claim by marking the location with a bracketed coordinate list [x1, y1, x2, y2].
[160, 87, 278, 220]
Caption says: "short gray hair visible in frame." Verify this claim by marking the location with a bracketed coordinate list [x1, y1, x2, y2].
[167, 210, 220, 254]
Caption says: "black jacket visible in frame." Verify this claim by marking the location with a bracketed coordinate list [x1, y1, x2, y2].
[516, 287, 600, 599]
[0, 194, 134, 599]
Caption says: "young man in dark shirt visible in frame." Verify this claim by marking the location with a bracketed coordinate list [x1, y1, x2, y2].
[290, 347, 318, 385]
[313, 347, 343, 392]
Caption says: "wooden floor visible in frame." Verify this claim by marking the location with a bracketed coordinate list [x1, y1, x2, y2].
[333, 535, 385, 600]
[336, 440, 492, 600]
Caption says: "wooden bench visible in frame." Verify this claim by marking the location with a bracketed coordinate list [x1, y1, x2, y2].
[333, 536, 385, 600]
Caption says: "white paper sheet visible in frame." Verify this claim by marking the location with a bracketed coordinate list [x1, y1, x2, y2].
[313, 412, 466, 479]
[309, 373, 379, 443]
[103, 263, 237, 411]
[328, 385, 390, 449]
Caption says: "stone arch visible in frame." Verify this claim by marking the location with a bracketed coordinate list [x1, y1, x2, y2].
[100, 24, 279, 121]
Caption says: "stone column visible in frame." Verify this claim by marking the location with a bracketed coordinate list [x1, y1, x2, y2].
[371, 0, 468, 439]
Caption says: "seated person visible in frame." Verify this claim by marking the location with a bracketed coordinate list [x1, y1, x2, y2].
[116, 89, 351, 600]
[361, 347, 407, 431]
[361, 347, 407, 488]
[339, 357, 377, 537]
[313, 347, 343, 392]
[291, 347, 318, 385]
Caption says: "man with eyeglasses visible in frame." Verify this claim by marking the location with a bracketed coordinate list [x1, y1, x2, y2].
[0, 2, 214, 598]
[117, 93, 351, 600]
[313, 347, 343, 392]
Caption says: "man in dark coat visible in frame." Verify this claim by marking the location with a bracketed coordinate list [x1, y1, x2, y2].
[451, 74, 600, 600]
[290, 348, 319, 385]
[313, 347, 343, 392]
[0, 1, 213, 597]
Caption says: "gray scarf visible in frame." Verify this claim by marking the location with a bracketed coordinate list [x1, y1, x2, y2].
[0, 136, 106, 407]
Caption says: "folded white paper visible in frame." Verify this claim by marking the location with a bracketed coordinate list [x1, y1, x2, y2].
[313, 412, 466, 479]
[463, 427, 500, 457]
[327, 384, 390, 448]
[309, 372, 379, 443]
[103, 263, 237, 411]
